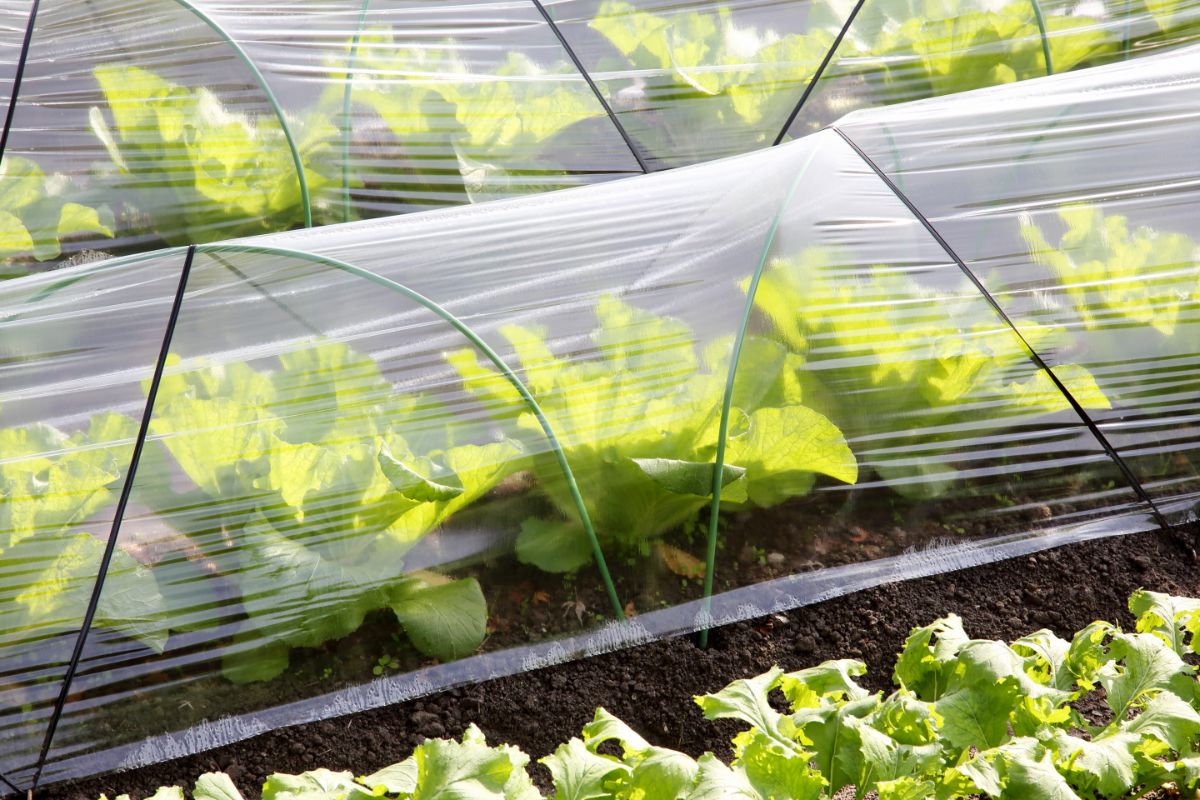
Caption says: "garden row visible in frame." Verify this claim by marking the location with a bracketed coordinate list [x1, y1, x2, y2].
[2, 0, 1198, 275]
[89, 588, 1200, 800]
[5, 203, 1194, 693]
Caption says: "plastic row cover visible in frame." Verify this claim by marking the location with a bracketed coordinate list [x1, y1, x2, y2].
[0, 0, 1198, 278]
[1, 42, 1197, 789]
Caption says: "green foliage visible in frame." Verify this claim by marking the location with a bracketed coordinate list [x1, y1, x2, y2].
[1019, 206, 1199, 338]
[590, 0, 837, 145]
[0, 412, 169, 652]
[112, 589, 1200, 799]
[448, 295, 856, 571]
[140, 341, 515, 679]
[751, 247, 1109, 498]
[850, 0, 1117, 101]
[89, 64, 336, 243]
[0, 155, 113, 276]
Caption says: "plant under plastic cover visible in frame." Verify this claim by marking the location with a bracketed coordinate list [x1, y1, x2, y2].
[0, 0, 1197, 275]
[449, 295, 858, 571]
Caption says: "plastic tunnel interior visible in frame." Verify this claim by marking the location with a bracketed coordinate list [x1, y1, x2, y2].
[0, 0, 1198, 278]
[0, 15, 1198, 796]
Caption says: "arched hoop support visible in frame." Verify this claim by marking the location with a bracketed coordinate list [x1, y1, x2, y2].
[167, 0, 313, 228]
[697, 143, 822, 648]
[196, 243, 625, 623]
[1030, 0, 1055, 75]
[28, 241, 627, 786]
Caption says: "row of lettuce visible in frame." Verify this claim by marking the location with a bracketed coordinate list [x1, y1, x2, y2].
[96, 589, 1200, 800]
[1, 204, 1193, 686]
[2, 0, 1198, 275]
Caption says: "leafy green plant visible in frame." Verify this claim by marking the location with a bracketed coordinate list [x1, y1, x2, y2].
[848, 0, 1117, 102]
[448, 295, 857, 572]
[136, 341, 520, 681]
[88, 64, 336, 243]
[0, 155, 114, 277]
[0, 411, 168, 652]
[101, 588, 1200, 799]
[325, 31, 605, 207]
[588, 0, 840, 159]
[751, 247, 1109, 498]
[1019, 206, 1199, 340]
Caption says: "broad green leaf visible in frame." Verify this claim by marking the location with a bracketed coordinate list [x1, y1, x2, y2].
[1129, 589, 1200, 657]
[543, 738, 625, 800]
[583, 708, 652, 755]
[1098, 632, 1195, 720]
[12, 531, 167, 652]
[724, 405, 857, 507]
[379, 444, 465, 502]
[194, 772, 247, 800]
[782, 659, 870, 703]
[391, 575, 487, 662]
[262, 769, 373, 800]
[1124, 691, 1200, 752]
[1051, 729, 1139, 797]
[686, 754, 761, 800]
[515, 517, 594, 573]
[630, 458, 745, 497]
[732, 729, 826, 800]
[696, 668, 806, 752]
[362, 759, 418, 795]
[934, 680, 1019, 751]
[411, 724, 539, 800]
[893, 614, 969, 701]
[877, 776, 936, 800]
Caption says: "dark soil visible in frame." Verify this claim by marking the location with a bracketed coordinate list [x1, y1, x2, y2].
[44, 523, 1200, 800]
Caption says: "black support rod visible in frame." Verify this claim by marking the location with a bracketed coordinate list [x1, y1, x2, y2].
[31, 245, 197, 789]
[832, 126, 1173, 535]
[772, 0, 869, 146]
[528, 0, 650, 173]
[0, 0, 41, 170]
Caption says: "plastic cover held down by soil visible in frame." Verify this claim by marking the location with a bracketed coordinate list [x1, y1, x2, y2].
[0, 39, 1198, 793]
[0, 0, 1197, 277]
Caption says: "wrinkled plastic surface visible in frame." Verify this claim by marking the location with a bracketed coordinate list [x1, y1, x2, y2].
[0, 0, 1198, 277]
[1, 42, 1197, 790]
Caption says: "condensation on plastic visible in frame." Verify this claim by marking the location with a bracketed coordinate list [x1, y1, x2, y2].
[1, 42, 1196, 791]
[838, 42, 1200, 516]
[0, 0, 1199, 279]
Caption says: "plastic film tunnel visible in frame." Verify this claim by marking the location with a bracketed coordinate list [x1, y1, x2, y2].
[0, 0, 1198, 278]
[1, 38, 1199, 792]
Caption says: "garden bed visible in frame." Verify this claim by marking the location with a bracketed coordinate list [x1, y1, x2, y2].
[44, 522, 1200, 800]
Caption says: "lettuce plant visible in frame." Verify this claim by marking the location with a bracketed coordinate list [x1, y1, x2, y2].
[324, 30, 605, 209]
[589, 0, 839, 158]
[847, 0, 1117, 102]
[88, 64, 337, 243]
[0, 411, 167, 653]
[751, 248, 1109, 498]
[448, 295, 857, 572]
[1019, 206, 1199, 339]
[0, 155, 114, 278]
[138, 341, 523, 681]
[109, 588, 1200, 800]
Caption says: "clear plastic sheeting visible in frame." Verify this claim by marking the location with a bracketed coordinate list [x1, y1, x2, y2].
[0, 42, 1197, 791]
[838, 43, 1200, 516]
[0, 0, 1198, 278]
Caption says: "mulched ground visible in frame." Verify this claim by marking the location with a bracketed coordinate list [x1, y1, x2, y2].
[44, 522, 1200, 800]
